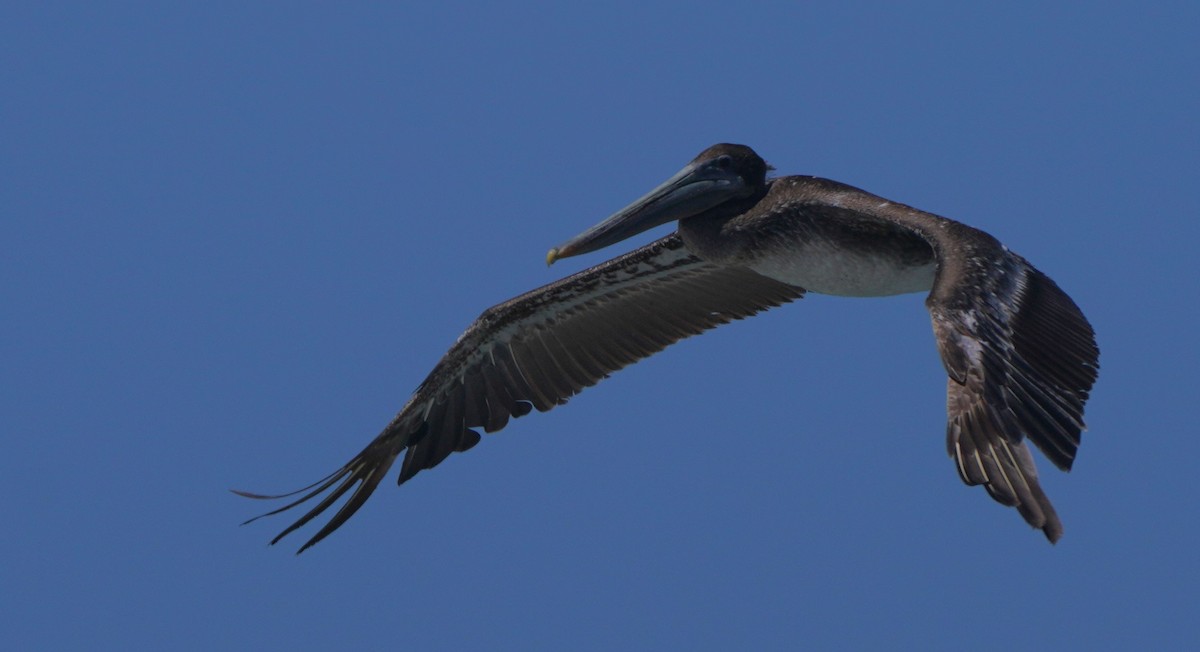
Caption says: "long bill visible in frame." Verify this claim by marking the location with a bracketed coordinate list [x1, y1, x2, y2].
[546, 160, 749, 265]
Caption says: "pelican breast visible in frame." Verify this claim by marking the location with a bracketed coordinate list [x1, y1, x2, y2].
[747, 240, 937, 297]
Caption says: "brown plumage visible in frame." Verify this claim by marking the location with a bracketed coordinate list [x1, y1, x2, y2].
[239, 144, 1098, 552]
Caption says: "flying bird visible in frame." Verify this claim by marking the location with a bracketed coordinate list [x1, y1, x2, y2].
[238, 144, 1099, 553]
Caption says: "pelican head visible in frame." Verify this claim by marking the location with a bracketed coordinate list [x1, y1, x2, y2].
[547, 144, 769, 265]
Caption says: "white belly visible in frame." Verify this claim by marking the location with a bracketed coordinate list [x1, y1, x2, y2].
[748, 245, 936, 297]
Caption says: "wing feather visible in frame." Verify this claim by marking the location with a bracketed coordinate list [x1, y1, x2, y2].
[928, 225, 1098, 542]
[239, 233, 803, 551]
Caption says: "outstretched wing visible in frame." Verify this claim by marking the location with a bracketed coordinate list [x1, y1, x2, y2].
[926, 224, 1099, 542]
[237, 233, 804, 552]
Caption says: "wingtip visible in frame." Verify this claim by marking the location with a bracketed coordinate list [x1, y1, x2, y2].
[1042, 520, 1064, 544]
[230, 488, 271, 499]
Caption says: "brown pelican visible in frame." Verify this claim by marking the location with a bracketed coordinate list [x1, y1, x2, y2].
[238, 144, 1099, 553]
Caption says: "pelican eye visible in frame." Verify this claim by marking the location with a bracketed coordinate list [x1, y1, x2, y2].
[714, 155, 733, 169]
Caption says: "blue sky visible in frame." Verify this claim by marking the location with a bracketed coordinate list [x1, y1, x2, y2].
[4, 2, 1197, 650]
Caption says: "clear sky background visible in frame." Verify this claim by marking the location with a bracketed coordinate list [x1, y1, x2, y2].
[4, 2, 1197, 650]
